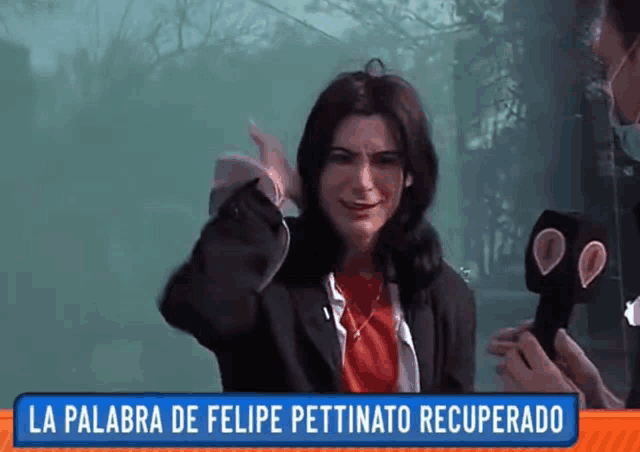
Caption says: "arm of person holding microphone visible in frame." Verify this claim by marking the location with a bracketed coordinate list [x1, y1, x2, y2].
[159, 123, 300, 348]
[487, 321, 625, 409]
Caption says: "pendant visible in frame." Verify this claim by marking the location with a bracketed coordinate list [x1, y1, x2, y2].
[353, 330, 361, 340]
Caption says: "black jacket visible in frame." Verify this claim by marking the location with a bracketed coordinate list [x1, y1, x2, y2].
[159, 181, 477, 392]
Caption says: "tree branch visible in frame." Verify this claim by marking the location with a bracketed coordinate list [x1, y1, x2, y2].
[248, 0, 342, 43]
[115, 0, 136, 41]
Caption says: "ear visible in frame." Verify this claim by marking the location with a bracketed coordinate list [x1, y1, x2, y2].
[405, 173, 414, 188]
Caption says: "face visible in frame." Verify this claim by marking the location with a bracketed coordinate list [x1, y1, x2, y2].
[592, 15, 640, 123]
[319, 114, 407, 251]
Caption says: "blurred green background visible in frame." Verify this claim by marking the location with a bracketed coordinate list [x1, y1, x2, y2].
[1, 0, 626, 407]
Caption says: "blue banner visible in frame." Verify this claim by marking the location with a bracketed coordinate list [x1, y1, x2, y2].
[14, 393, 579, 448]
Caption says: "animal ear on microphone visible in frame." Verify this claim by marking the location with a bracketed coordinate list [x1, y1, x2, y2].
[532, 228, 566, 277]
[578, 241, 607, 289]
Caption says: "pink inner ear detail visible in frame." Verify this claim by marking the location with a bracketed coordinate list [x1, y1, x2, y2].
[579, 241, 607, 289]
[532, 228, 566, 276]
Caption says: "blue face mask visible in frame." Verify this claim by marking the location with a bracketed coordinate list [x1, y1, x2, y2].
[613, 123, 640, 162]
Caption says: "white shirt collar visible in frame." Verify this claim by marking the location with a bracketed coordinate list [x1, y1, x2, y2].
[325, 273, 403, 331]
[323, 272, 420, 392]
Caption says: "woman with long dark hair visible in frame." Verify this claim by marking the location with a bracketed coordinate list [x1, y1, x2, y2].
[159, 59, 476, 393]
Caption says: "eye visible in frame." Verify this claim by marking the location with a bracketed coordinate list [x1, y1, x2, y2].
[375, 152, 402, 165]
[327, 150, 353, 163]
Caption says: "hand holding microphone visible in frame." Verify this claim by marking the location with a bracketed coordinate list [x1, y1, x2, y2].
[487, 210, 633, 409]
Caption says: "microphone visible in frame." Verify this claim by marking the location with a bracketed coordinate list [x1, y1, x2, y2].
[525, 210, 609, 361]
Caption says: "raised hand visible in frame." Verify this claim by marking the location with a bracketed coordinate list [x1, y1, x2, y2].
[248, 122, 302, 208]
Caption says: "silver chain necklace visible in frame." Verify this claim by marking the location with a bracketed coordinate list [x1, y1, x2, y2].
[336, 280, 383, 341]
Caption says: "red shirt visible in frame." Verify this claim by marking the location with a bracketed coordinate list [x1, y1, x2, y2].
[335, 273, 399, 393]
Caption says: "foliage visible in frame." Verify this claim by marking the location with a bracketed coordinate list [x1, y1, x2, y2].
[10, 0, 531, 285]
[0, 0, 57, 11]
[0, 0, 597, 404]
[0, 0, 56, 32]
[303, 0, 530, 281]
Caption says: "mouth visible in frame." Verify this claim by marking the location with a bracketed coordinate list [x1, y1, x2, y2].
[339, 200, 379, 211]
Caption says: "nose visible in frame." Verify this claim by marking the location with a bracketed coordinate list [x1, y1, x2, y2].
[352, 161, 375, 194]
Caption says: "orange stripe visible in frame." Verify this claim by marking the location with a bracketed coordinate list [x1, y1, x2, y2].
[2, 409, 640, 451]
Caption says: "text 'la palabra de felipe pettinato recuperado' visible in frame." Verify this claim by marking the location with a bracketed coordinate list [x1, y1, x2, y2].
[28, 403, 567, 436]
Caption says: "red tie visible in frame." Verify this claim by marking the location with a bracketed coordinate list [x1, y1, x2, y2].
[335, 274, 398, 393]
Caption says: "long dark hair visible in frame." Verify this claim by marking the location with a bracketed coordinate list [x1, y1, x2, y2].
[278, 59, 442, 287]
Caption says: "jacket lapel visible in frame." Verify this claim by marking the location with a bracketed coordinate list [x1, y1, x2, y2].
[293, 285, 342, 390]
[290, 272, 438, 392]
[406, 300, 436, 392]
